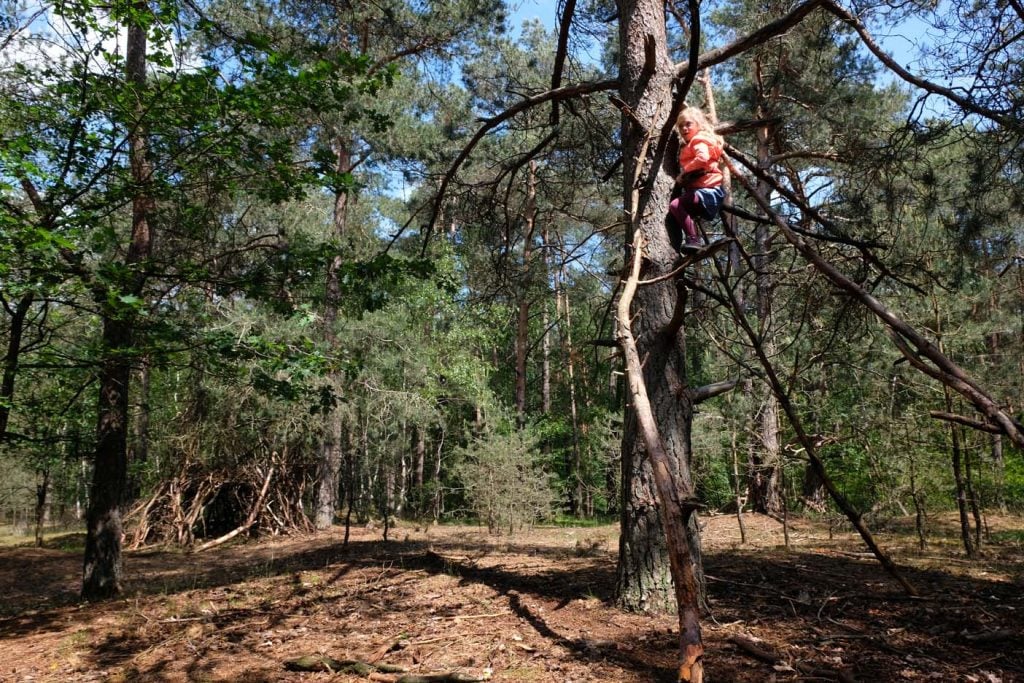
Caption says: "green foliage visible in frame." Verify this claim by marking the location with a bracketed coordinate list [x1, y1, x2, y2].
[454, 428, 558, 534]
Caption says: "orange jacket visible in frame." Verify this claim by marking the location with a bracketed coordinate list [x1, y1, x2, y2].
[678, 131, 724, 189]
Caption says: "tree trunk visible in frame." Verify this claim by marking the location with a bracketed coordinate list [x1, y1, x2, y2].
[0, 291, 33, 442]
[991, 434, 1006, 512]
[746, 77, 782, 515]
[83, 319, 134, 599]
[35, 467, 50, 547]
[82, 7, 153, 600]
[541, 223, 552, 416]
[559, 259, 584, 517]
[343, 425, 356, 547]
[514, 162, 538, 428]
[946, 395, 976, 559]
[963, 423, 983, 551]
[315, 417, 343, 529]
[414, 425, 425, 516]
[432, 428, 444, 522]
[614, 0, 703, 620]
[731, 431, 747, 544]
[314, 136, 352, 530]
[128, 354, 151, 501]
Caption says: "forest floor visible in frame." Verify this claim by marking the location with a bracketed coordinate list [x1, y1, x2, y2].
[0, 512, 1021, 683]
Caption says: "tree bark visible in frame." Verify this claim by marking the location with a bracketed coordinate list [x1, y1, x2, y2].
[615, 0, 704, 621]
[82, 6, 153, 600]
[315, 417, 343, 529]
[0, 291, 33, 442]
[314, 136, 352, 530]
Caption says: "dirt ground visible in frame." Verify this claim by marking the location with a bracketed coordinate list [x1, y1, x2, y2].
[0, 513, 1021, 683]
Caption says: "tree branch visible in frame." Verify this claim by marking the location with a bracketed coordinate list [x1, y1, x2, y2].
[549, 0, 578, 125]
[929, 411, 1002, 435]
[691, 378, 740, 403]
[820, 0, 1019, 130]
[675, 0, 826, 76]
[728, 152, 1024, 449]
[422, 78, 618, 246]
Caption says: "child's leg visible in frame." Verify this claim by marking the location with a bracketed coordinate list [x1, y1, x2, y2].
[667, 196, 700, 244]
[673, 191, 702, 244]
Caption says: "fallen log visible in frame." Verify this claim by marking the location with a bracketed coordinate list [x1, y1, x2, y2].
[283, 656, 491, 682]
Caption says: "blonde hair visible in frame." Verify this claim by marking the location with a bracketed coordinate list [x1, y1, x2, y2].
[675, 106, 724, 147]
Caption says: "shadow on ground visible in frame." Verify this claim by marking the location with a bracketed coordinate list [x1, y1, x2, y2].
[1, 519, 1022, 682]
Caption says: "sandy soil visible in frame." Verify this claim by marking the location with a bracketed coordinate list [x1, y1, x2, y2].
[0, 513, 1021, 682]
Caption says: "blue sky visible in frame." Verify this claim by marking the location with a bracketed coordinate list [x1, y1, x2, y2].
[507, 0, 560, 34]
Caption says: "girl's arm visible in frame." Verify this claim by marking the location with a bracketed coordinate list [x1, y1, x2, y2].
[681, 141, 712, 173]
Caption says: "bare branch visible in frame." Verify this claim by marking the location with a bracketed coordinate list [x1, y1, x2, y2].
[728, 152, 1024, 449]
[675, 0, 827, 76]
[929, 411, 1002, 435]
[691, 379, 740, 403]
[422, 78, 618, 245]
[549, 0, 578, 124]
[820, 0, 1019, 130]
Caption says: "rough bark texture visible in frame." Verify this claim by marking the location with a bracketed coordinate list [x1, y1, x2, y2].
[83, 320, 133, 599]
[315, 417, 343, 529]
[614, 0, 703, 617]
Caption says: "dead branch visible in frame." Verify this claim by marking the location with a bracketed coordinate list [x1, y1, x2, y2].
[690, 378, 740, 404]
[707, 208, 918, 597]
[617, 226, 705, 681]
[373, 673, 491, 683]
[929, 411, 1002, 434]
[284, 656, 490, 683]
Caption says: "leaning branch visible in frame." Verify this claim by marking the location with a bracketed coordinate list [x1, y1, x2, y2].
[708, 217, 917, 596]
[675, 0, 826, 76]
[549, 0, 578, 125]
[616, 228, 705, 682]
[727, 152, 1024, 450]
[929, 411, 1002, 434]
